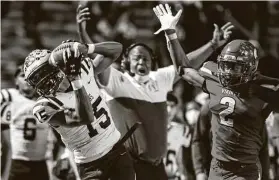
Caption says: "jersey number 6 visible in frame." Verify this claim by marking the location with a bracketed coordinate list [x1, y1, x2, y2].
[219, 97, 236, 127]
[23, 118, 37, 141]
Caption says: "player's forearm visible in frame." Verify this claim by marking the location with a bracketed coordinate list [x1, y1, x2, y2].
[71, 79, 95, 125]
[253, 85, 279, 111]
[164, 29, 215, 70]
[78, 21, 93, 45]
[93, 42, 122, 60]
[180, 68, 205, 88]
[165, 29, 191, 71]
[254, 75, 279, 86]
[187, 41, 216, 69]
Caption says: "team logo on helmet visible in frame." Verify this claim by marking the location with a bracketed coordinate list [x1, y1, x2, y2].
[24, 49, 51, 74]
[217, 40, 259, 88]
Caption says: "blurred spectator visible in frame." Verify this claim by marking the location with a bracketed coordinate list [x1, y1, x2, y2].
[165, 93, 194, 180]
[167, 93, 182, 124]
[266, 111, 279, 179]
[176, 101, 201, 180]
[191, 101, 211, 179]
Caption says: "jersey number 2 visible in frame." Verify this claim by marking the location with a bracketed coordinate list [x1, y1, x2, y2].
[219, 97, 235, 127]
[23, 118, 37, 141]
[87, 96, 111, 138]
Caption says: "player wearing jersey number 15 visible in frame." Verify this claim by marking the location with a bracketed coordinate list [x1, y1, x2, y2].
[154, 3, 279, 180]
[24, 40, 135, 180]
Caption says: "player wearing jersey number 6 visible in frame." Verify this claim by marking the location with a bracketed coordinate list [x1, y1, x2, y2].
[1, 65, 50, 180]
[24, 40, 135, 180]
[154, 3, 279, 179]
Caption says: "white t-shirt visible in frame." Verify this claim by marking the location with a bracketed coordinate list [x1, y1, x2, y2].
[101, 65, 176, 162]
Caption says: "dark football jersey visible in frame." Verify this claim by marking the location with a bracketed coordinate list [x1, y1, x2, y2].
[199, 61, 267, 163]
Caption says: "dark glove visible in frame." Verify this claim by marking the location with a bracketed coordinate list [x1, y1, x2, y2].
[62, 48, 82, 81]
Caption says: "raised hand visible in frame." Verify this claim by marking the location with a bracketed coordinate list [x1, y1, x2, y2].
[62, 47, 82, 81]
[211, 22, 234, 48]
[153, 4, 182, 34]
[76, 5, 91, 24]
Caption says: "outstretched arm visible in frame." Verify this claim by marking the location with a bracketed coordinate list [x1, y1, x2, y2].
[153, 4, 233, 70]
[76, 4, 122, 84]
[153, 4, 206, 88]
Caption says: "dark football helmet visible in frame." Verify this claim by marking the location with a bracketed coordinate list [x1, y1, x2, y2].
[217, 39, 259, 87]
[24, 49, 65, 96]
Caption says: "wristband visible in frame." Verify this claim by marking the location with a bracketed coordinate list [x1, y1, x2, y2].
[210, 40, 218, 51]
[87, 44, 95, 54]
[71, 80, 83, 90]
[167, 33, 178, 40]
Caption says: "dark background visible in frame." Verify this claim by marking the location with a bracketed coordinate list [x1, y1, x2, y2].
[1, 1, 279, 104]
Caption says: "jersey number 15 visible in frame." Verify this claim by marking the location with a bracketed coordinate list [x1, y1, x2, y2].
[86, 96, 111, 138]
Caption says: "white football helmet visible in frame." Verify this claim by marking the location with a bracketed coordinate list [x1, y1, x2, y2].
[24, 49, 65, 96]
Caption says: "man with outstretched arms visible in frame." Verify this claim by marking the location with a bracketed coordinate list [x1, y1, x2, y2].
[154, 3, 279, 179]
[24, 40, 135, 180]
[77, 3, 233, 180]
[1, 65, 50, 180]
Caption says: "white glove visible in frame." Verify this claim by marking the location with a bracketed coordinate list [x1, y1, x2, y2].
[153, 4, 182, 34]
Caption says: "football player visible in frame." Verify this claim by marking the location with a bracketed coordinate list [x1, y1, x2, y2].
[1, 65, 50, 180]
[77, 4, 233, 180]
[24, 40, 135, 180]
[154, 4, 279, 179]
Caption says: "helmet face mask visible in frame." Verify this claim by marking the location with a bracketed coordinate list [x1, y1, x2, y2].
[217, 40, 259, 88]
[28, 65, 65, 96]
[217, 58, 250, 87]
[24, 49, 65, 96]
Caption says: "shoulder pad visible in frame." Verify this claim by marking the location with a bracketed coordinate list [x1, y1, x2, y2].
[199, 61, 219, 82]
[33, 96, 64, 123]
[0, 88, 19, 105]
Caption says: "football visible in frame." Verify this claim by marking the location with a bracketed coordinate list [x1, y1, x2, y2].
[49, 42, 88, 69]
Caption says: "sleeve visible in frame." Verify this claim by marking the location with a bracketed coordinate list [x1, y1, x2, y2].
[156, 65, 176, 92]
[199, 61, 219, 82]
[191, 101, 212, 175]
[100, 67, 126, 96]
[33, 97, 64, 124]
[1, 89, 13, 125]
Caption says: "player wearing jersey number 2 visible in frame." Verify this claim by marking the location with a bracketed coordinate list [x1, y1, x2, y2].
[24, 40, 135, 180]
[155, 3, 279, 179]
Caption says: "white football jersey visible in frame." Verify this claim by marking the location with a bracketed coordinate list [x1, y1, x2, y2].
[0, 88, 50, 161]
[33, 58, 120, 163]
